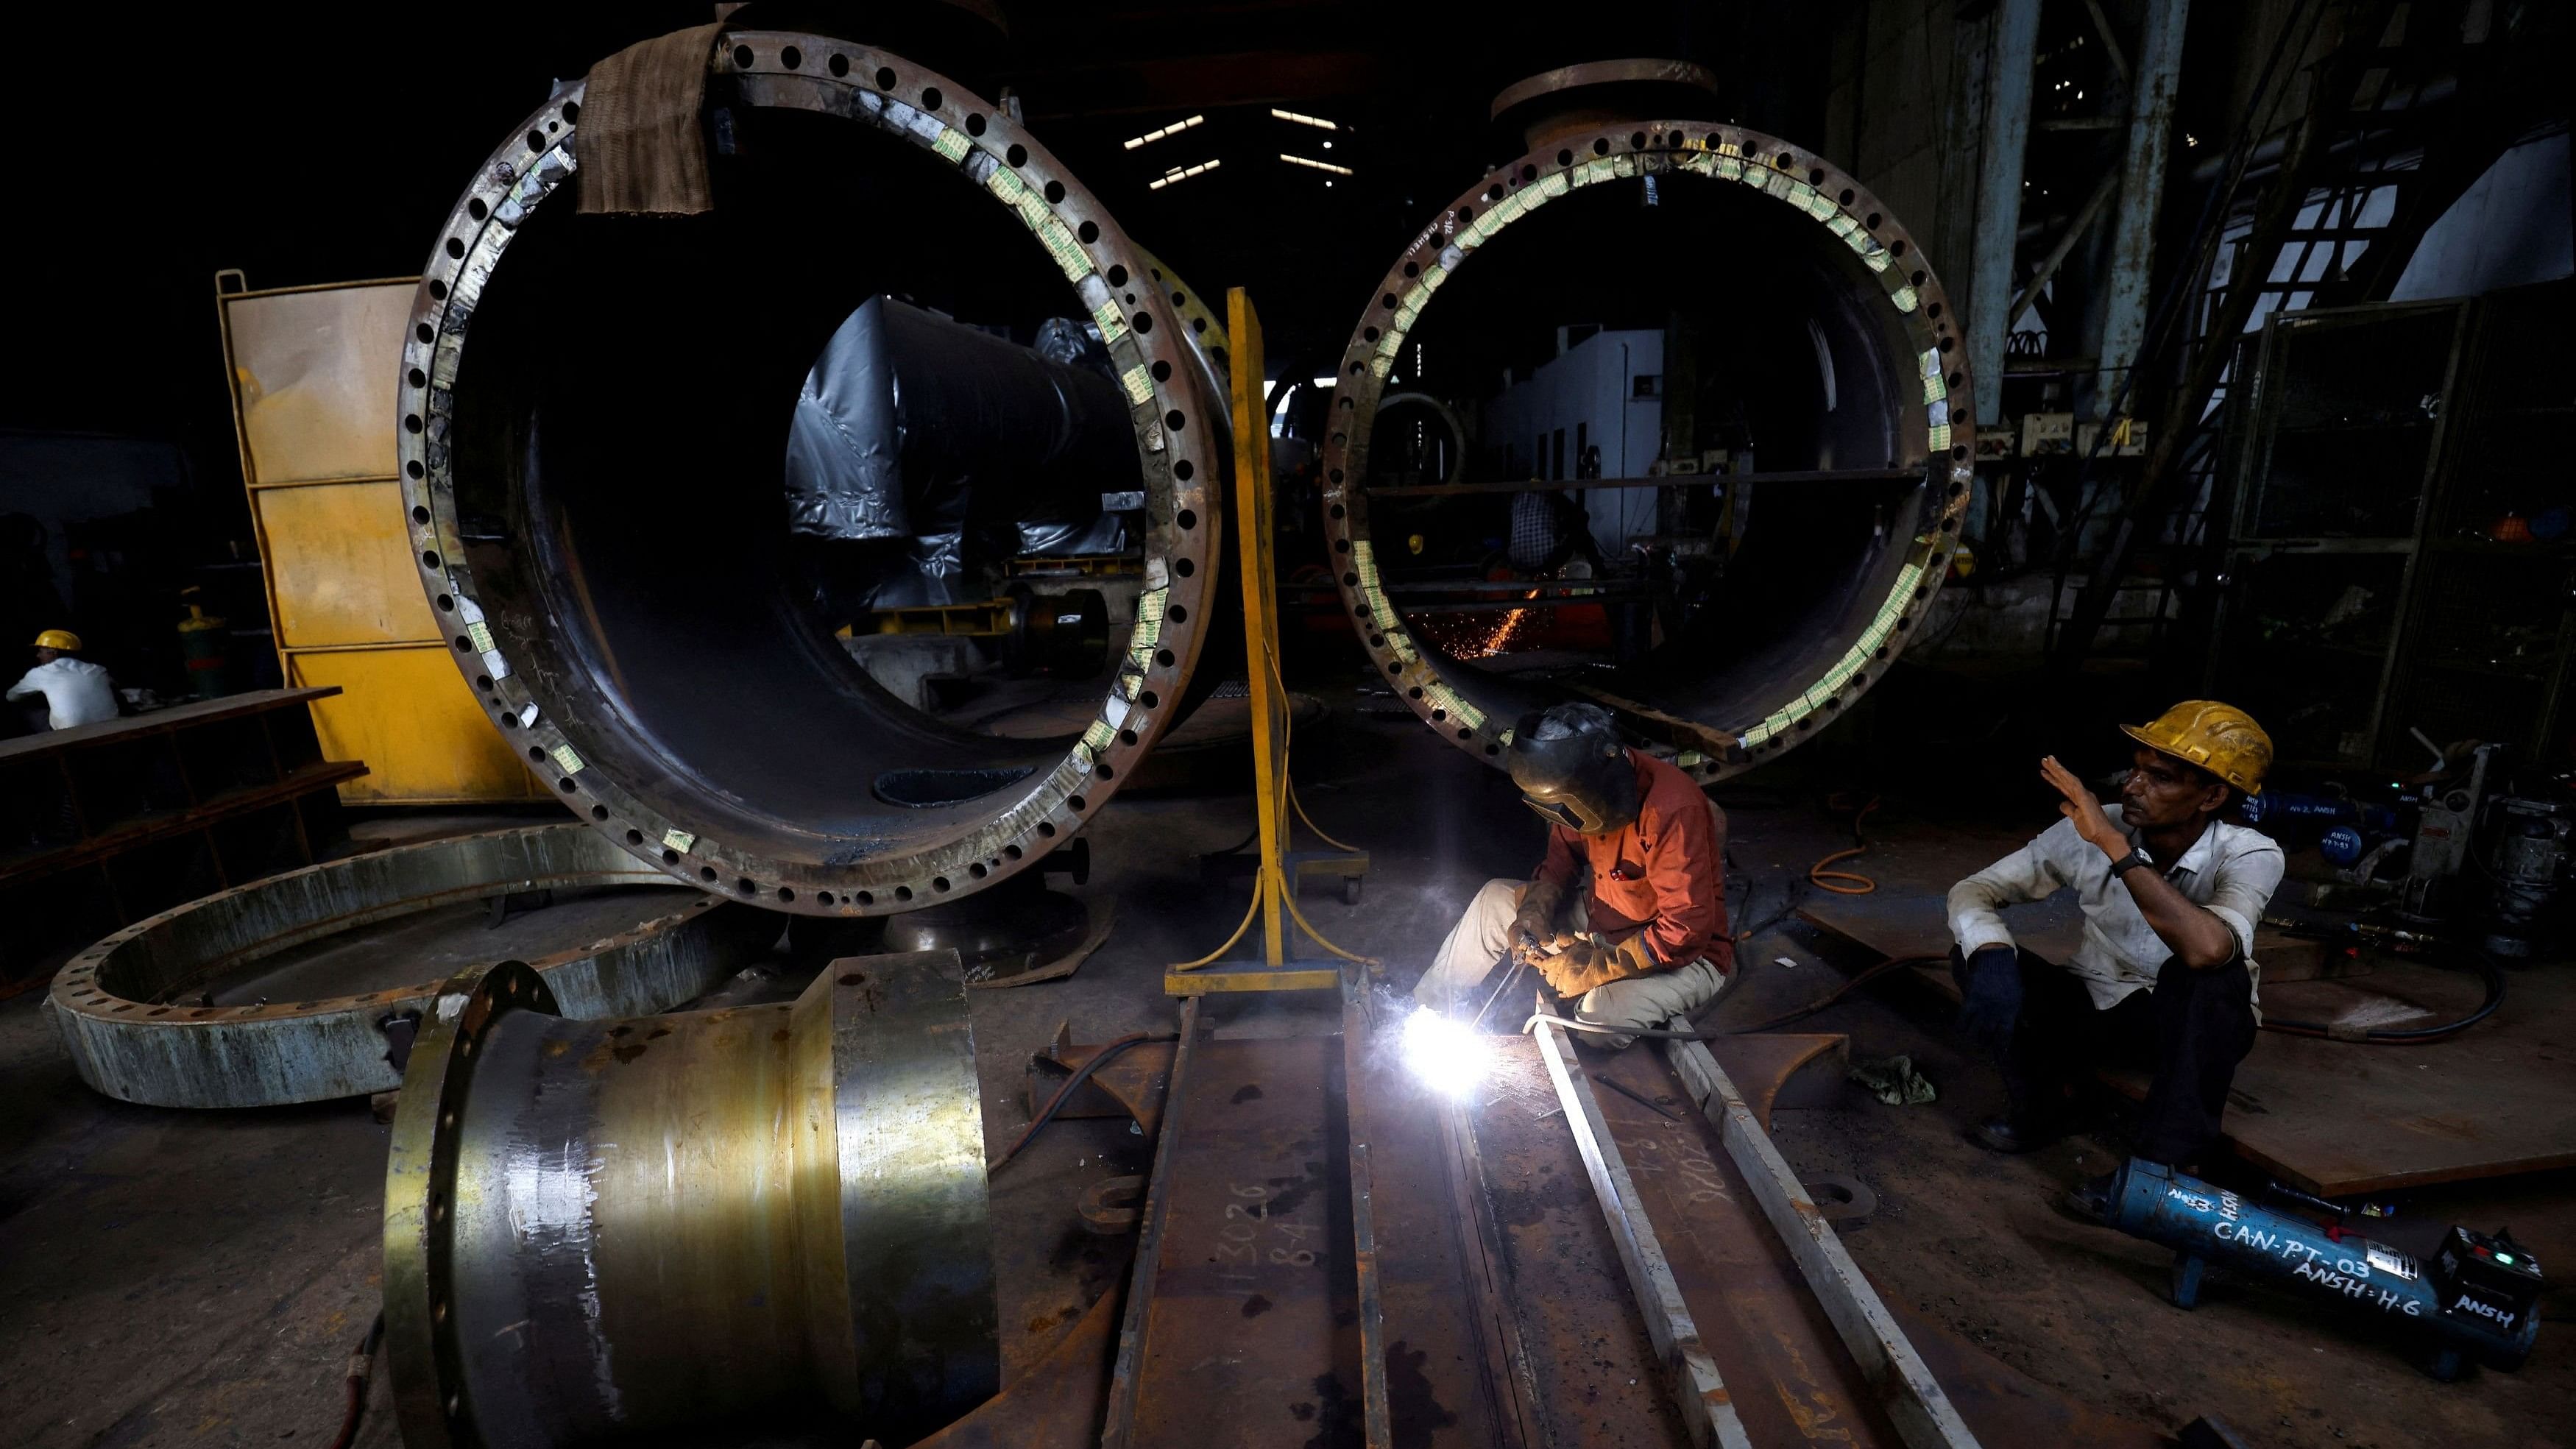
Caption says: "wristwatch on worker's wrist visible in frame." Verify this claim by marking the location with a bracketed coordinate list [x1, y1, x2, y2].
[2109, 847, 2155, 878]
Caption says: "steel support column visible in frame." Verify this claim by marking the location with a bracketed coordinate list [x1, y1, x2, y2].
[1967, 0, 2042, 428]
[2095, 0, 2193, 417]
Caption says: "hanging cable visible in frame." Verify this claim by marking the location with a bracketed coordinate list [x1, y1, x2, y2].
[1290, 780, 1363, 854]
[1262, 637, 1378, 966]
[1163, 637, 1379, 971]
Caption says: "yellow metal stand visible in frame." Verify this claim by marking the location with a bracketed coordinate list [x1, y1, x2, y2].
[1166, 289, 1373, 996]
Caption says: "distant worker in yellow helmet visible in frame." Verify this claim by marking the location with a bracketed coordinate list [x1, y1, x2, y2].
[9, 629, 119, 730]
[1946, 701, 2282, 1216]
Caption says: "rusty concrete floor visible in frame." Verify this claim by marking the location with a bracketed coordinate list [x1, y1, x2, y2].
[2, 679, 2571, 1448]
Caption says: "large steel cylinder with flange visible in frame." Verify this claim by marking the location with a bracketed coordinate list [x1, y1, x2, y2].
[1316, 68, 1976, 781]
[382, 949, 994, 1448]
[395, 29, 1224, 916]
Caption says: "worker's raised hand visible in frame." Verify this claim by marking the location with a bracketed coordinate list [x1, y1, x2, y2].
[2040, 754, 2124, 854]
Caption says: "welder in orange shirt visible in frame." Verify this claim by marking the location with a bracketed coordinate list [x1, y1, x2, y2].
[1413, 702, 1732, 1046]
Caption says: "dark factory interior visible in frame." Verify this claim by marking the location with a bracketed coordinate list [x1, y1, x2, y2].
[2, 4, 2572, 1447]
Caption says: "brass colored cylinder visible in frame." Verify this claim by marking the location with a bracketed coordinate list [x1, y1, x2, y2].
[383, 950, 994, 1447]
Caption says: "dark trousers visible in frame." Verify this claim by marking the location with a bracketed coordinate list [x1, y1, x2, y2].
[1950, 946, 2259, 1168]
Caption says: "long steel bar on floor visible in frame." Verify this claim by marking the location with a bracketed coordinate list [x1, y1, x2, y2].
[1531, 1012, 1756, 1449]
[1099, 997, 1205, 1448]
[1432, 1089, 1547, 1448]
[1340, 974, 1395, 1448]
[1099, 979, 1393, 1448]
[1661, 1035, 1984, 1448]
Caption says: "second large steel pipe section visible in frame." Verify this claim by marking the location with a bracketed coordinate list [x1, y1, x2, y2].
[1317, 81, 1977, 779]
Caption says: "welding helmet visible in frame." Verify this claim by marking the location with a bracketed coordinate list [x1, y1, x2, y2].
[1507, 704, 1638, 835]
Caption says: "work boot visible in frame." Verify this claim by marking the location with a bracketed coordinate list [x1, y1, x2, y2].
[1967, 1115, 2055, 1154]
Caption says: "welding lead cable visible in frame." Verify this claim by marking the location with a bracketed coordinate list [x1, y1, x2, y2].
[1523, 1011, 1722, 1042]
[2255, 938, 2507, 1044]
[326, 1311, 385, 1449]
[990, 1031, 1181, 1172]
[1807, 793, 1882, 896]
[1722, 953, 1947, 1035]
[1515, 949, 1947, 1041]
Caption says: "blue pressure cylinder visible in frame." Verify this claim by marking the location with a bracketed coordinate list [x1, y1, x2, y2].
[2320, 826, 2368, 865]
[2102, 1159, 2541, 1380]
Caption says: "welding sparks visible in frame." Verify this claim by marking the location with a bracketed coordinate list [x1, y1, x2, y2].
[1468, 606, 1535, 658]
[1402, 1007, 1493, 1099]
[1459, 589, 1543, 659]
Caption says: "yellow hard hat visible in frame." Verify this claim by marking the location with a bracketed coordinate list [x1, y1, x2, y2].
[33, 628, 80, 651]
[2121, 700, 2271, 796]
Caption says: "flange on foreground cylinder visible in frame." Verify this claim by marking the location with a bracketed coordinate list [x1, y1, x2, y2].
[397, 28, 1223, 915]
[383, 950, 994, 1447]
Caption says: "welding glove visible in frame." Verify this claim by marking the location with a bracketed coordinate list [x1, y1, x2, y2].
[1535, 935, 1659, 998]
[1509, 878, 1566, 959]
[1953, 944, 2023, 1052]
[1514, 930, 1577, 967]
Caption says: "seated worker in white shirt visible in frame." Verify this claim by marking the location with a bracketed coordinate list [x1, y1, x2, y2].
[8, 629, 118, 730]
[1946, 701, 2283, 1213]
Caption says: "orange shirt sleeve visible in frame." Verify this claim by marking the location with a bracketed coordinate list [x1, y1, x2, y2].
[1637, 778, 1726, 968]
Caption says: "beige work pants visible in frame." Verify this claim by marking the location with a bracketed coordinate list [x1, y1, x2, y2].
[1413, 878, 1728, 1048]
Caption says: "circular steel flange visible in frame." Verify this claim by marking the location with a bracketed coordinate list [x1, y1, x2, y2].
[44, 823, 770, 1108]
[383, 949, 993, 1448]
[396, 29, 1222, 916]
[1316, 123, 1976, 780]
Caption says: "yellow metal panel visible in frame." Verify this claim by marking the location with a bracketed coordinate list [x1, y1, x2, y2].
[256, 481, 440, 647]
[218, 273, 548, 807]
[285, 647, 548, 804]
[224, 283, 414, 484]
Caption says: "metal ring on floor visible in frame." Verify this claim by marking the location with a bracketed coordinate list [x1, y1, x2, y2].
[45, 823, 773, 1108]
